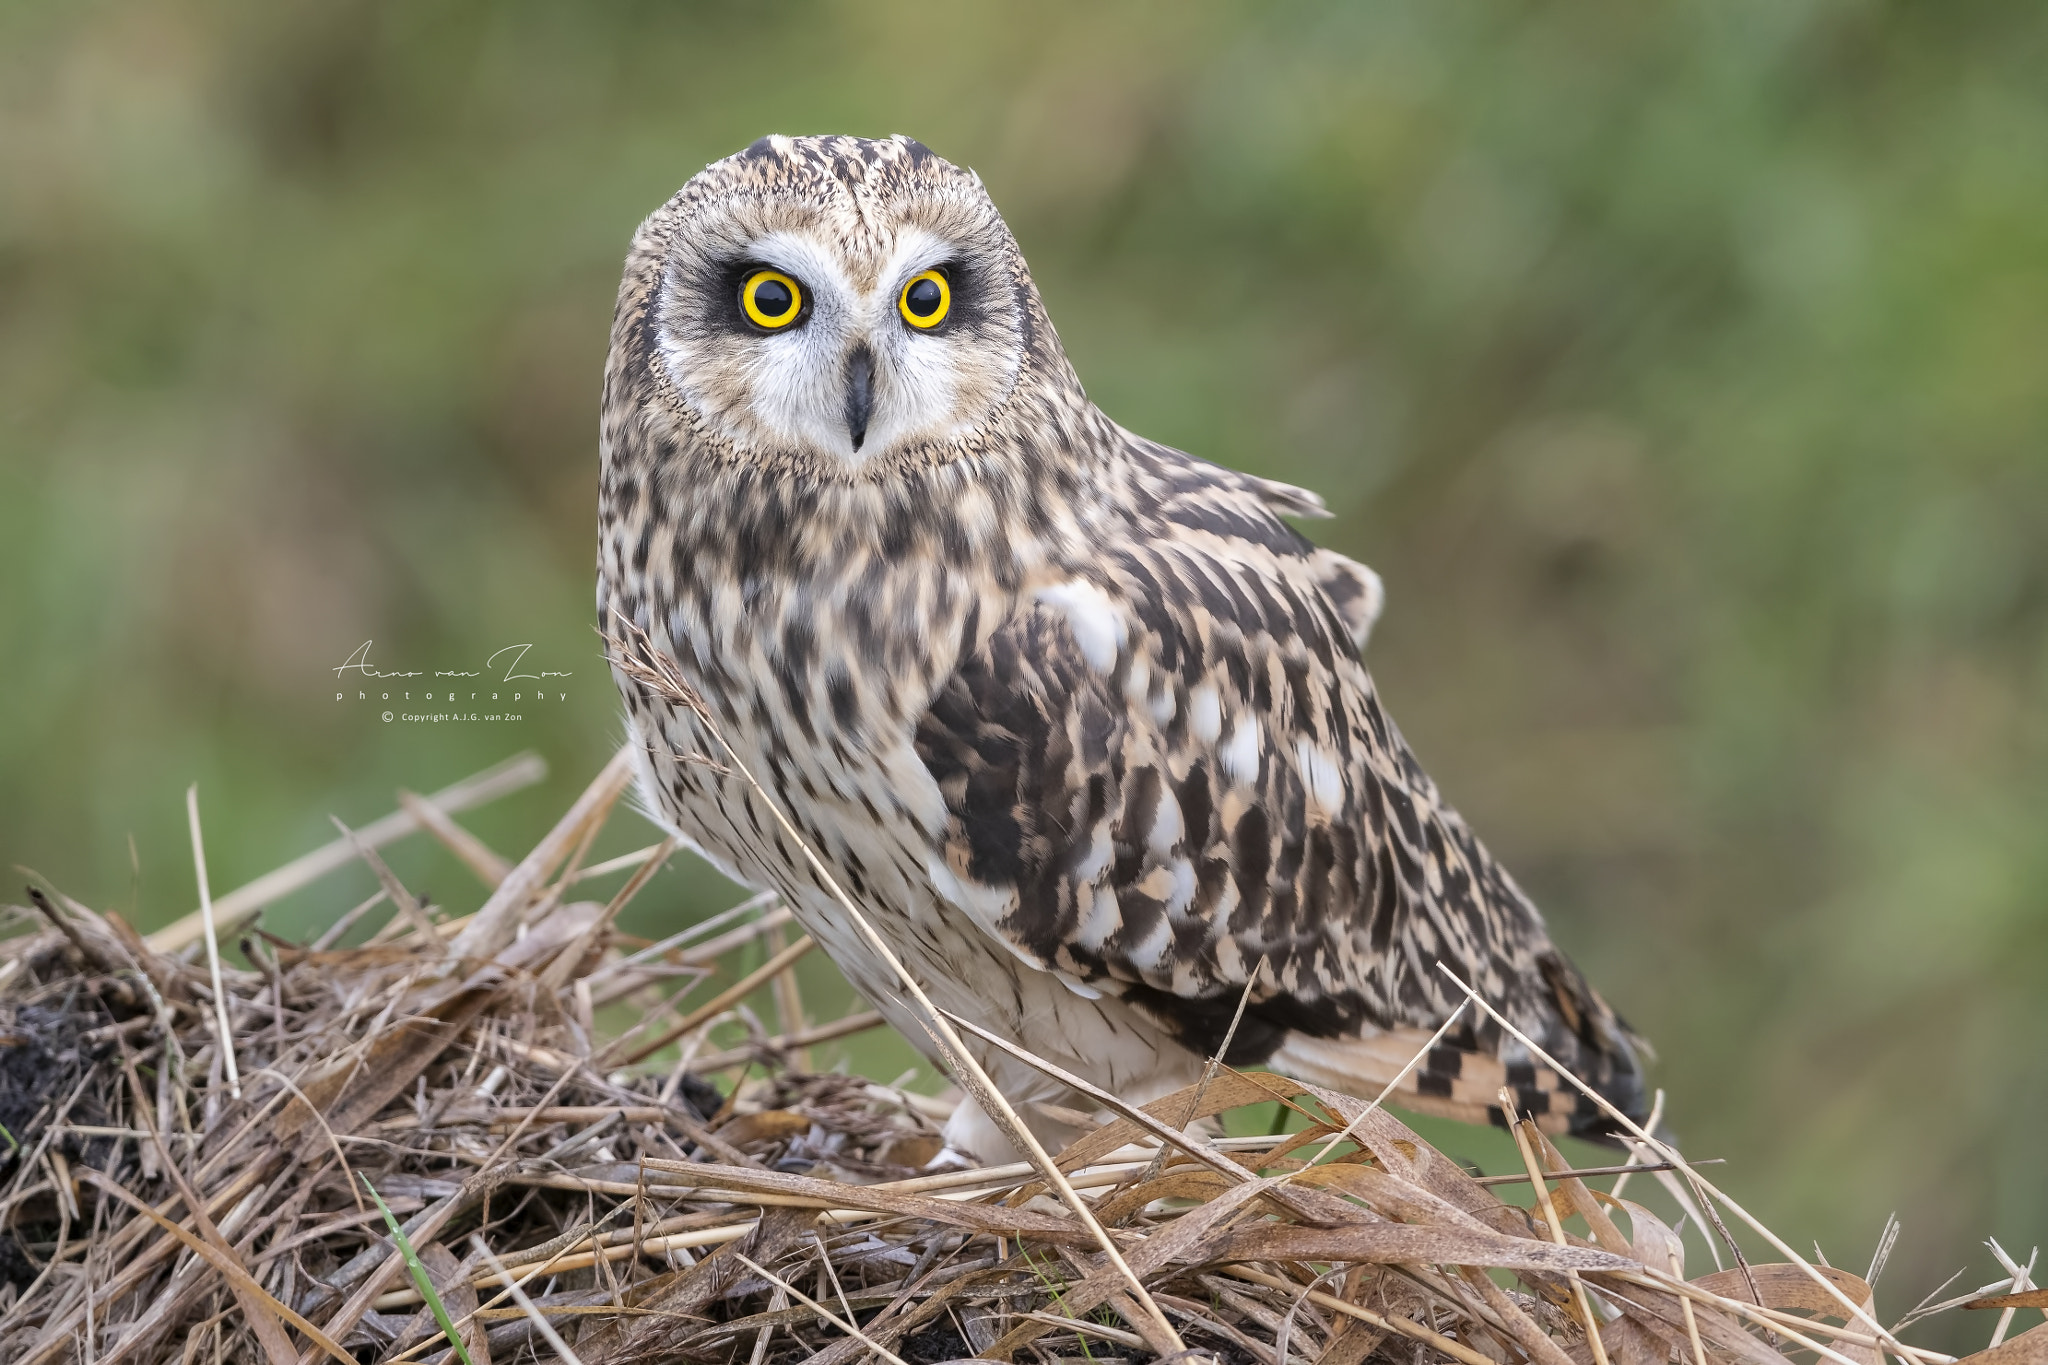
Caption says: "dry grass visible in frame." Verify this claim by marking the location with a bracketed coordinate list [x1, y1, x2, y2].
[0, 749, 2040, 1365]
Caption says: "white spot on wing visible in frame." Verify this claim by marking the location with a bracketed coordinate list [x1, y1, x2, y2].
[1297, 738, 1346, 815]
[1122, 655, 1151, 709]
[1124, 913, 1173, 975]
[1158, 860, 1197, 918]
[1036, 581, 1125, 673]
[1221, 716, 1261, 784]
[1147, 791, 1183, 857]
[1209, 878, 1241, 931]
[1352, 563, 1386, 647]
[1071, 884, 1119, 953]
[1189, 684, 1222, 743]
[1071, 825, 1113, 885]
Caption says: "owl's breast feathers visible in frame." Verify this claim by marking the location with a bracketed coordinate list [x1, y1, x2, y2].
[909, 437, 1646, 1138]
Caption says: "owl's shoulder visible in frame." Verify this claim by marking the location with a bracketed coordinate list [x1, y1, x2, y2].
[1086, 432, 1385, 652]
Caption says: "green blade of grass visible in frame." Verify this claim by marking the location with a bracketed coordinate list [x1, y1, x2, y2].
[1021, 1250, 1097, 1363]
[361, 1174, 476, 1365]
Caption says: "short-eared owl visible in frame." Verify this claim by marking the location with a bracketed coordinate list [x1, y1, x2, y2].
[599, 134, 1646, 1159]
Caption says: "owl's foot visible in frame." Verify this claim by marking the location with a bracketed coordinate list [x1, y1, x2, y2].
[940, 1092, 1027, 1166]
[920, 1144, 980, 1172]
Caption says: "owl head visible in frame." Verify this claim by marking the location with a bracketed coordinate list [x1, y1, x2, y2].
[610, 135, 1062, 474]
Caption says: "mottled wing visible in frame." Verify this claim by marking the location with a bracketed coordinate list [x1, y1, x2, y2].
[914, 447, 1644, 1137]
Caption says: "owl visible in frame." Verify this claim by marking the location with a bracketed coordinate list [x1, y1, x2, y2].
[598, 134, 1647, 1161]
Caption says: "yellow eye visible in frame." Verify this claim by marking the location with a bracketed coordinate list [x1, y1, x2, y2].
[740, 269, 803, 329]
[898, 268, 950, 329]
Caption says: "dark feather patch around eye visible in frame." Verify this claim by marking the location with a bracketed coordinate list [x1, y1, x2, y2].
[690, 258, 808, 336]
[914, 258, 986, 334]
[655, 255, 754, 341]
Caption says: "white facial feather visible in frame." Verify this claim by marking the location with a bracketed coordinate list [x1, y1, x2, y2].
[658, 215, 1018, 465]
[722, 231, 862, 456]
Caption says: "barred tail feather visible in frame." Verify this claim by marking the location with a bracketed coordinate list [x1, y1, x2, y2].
[1270, 956, 1650, 1144]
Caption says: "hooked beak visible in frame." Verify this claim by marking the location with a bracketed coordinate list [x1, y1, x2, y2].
[844, 344, 874, 453]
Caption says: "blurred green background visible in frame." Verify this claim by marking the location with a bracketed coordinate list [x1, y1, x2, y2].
[4, 0, 2044, 1343]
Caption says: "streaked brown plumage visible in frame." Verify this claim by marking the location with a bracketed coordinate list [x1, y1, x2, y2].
[598, 134, 1646, 1159]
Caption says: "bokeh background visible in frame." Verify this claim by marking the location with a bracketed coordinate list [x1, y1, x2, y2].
[4, 0, 2044, 1344]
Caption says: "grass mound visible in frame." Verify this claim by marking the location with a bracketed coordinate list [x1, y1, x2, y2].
[0, 750, 2038, 1364]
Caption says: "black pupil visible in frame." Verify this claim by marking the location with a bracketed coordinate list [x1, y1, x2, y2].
[752, 278, 793, 319]
[905, 276, 943, 318]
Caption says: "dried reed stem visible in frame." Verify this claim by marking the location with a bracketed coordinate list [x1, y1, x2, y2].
[149, 752, 546, 954]
[185, 785, 241, 1100]
[1504, 1094, 1610, 1365]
